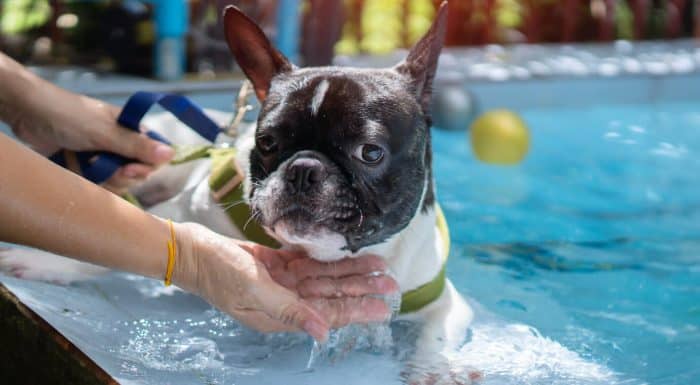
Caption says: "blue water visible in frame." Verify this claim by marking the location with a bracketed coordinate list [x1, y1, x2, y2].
[434, 101, 700, 384]
[2, 96, 699, 385]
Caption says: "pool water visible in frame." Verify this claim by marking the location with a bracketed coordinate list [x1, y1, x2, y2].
[2, 96, 699, 385]
[435, 100, 700, 384]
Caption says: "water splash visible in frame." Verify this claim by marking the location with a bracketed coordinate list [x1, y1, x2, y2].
[454, 321, 619, 385]
[307, 289, 401, 367]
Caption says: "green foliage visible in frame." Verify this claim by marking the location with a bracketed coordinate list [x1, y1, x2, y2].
[360, 0, 403, 54]
[407, 0, 434, 44]
[335, 0, 434, 55]
[615, 1, 634, 40]
[1, 0, 52, 35]
[497, 0, 522, 29]
[649, 6, 667, 38]
[335, 0, 359, 55]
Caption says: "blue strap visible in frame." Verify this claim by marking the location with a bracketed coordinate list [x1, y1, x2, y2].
[49, 92, 222, 184]
[117, 92, 221, 142]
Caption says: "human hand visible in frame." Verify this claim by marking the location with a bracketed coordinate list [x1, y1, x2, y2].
[173, 222, 398, 342]
[239, 240, 399, 328]
[2, 74, 173, 193]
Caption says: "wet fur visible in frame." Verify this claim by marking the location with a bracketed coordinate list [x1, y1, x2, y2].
[0, 3, 477, 383]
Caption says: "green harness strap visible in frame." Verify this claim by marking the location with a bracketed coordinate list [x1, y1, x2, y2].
[399, 205, 450, 314]
[207, 147, 279, 247]
[171, 144, 278, 247]
[172, 144, 449, 314]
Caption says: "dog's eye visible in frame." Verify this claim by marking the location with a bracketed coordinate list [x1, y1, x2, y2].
[353, 144, 385, 164]
[256, 134, 278, 154]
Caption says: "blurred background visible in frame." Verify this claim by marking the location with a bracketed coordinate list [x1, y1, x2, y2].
[1, 0, 699, 80]
[2, 3, 700, 384]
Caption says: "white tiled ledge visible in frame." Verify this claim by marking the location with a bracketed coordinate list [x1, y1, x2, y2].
[335, 39, 700, 83]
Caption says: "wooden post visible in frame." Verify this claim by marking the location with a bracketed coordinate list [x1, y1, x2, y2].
[628, 0, 651, 39]
[666, 0, 688, 38]
[696, 0, 700, 38]
[522, 0, 542, 43]
[301, 0, 344, 66]
[562, 0, 582, 42]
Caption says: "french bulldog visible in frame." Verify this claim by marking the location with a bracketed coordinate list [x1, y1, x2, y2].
[221, 3, 474, 381]
[0, 3, 475, 383]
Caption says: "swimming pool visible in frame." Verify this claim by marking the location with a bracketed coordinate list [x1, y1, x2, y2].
[1, 64, 699, 384]
[435, 98, 700, 384]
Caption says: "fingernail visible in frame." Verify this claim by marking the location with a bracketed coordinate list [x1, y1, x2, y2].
[154, 144, 174, 161]
[304, 320, 328, 342]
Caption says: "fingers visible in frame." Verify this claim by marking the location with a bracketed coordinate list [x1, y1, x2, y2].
[234, 310, 301, 334]
[242, 243, 308, 268]
[309, 297, 391, 328]
[279, 301, 330, 342]
[297, 274, 398, 298]
[99, 163, 154, 195]
[226, 247, 394, 340]
[105, 126, 174, 166]
[239, 241, 288, 269]
[289, 254, 386, 280]
[120, 163, 154, 179]
[232, 296, 392, 337]
[253, 276, 330, 342]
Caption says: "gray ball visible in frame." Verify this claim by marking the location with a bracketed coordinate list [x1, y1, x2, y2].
[431, 85, 475, 131]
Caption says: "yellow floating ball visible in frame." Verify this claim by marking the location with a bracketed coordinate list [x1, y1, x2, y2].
[470, 109, 530, 165]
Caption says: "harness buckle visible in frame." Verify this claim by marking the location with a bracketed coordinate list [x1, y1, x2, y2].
[210, 155, 245, 202]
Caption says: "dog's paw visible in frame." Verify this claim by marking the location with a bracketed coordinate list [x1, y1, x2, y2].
[0, 247, 108, 285]
[405, 371, 482, 385]
[402, 360, 482, 385]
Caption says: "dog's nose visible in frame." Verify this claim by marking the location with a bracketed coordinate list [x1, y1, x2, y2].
[286, 157, 325, 193]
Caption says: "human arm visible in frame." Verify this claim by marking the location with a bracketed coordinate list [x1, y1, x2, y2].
[0, 51, 173, 190]
[0, 133, 396, 341]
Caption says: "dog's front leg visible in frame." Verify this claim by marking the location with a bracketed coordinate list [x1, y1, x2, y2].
[403, 281, 480, 385]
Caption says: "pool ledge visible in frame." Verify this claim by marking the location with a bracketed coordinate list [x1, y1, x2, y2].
[0, 283, 115, 384]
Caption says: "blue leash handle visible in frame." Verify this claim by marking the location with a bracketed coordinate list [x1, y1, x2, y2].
[49, 92, 222, 184]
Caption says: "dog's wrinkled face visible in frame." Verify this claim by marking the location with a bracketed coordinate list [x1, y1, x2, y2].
[223, 4, 447, 260]
[249, 69, 430, 258]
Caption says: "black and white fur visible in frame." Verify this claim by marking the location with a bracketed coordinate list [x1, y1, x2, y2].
[220, 6, 473, 380]
[1, 4, 474, 383]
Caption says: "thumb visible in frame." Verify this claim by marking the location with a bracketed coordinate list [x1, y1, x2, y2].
[104, 125, 174, 165]
[262, 283, 330, 342]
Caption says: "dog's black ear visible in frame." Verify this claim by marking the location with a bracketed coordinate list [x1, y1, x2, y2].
[395, 1, 448, 118]
[223, 6, 293, 101]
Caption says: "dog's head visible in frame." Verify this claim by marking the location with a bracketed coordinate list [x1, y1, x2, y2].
[223, 3, 447, 261]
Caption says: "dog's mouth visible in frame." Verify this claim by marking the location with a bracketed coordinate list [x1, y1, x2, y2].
[268, 200, 363, 235]
[269, 204, 315, 230]
[248, 157, 390, 255]
[254, 200, 359, 262]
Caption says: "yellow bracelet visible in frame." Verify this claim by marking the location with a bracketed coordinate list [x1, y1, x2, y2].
[164, 219, 177, 286]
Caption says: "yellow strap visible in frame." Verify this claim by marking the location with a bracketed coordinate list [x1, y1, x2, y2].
[164, 219, 177, 286]
[436, 204, 450, 263]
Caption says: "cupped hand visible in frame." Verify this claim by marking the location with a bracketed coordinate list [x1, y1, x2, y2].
[239, 240, 399, 328]
[173, 222, 398, 342]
